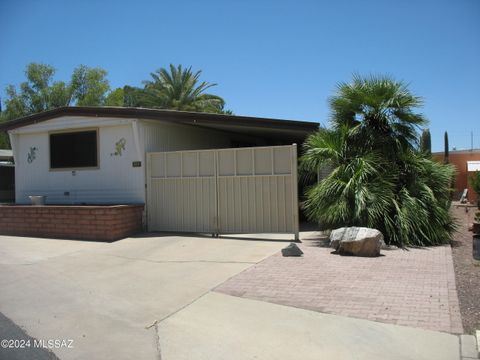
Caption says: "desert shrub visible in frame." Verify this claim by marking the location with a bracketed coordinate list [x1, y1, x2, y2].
[301, 75, 456, 247]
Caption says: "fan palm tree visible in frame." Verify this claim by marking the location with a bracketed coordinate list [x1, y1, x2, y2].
[301, 127, 396, 230]
[329, 74, 427, 158]
[143, 64, 226, 113]
[301, 75, 456, 247]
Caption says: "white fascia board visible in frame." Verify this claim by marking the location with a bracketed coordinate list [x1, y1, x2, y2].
[7, 132, 18, 163]
[9, 116, 134, 135]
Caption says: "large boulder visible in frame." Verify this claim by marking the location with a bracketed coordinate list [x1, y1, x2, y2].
[330, 227, 383, 257]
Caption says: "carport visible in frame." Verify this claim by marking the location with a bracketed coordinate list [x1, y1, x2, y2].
[139, 111, 317, 241]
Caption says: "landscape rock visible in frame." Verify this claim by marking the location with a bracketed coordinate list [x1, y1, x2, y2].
[329, 227, 383, 257]
[281, 243, 304, 257]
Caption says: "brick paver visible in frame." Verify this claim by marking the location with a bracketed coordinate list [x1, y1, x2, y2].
[215, 240, 463, 334]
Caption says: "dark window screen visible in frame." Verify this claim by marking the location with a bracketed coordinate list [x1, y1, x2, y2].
[50, 131, 98, 168]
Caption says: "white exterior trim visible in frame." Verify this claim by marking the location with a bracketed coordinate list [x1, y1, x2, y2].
[9, 116, 132, 135]
[8, 133, 18, 164]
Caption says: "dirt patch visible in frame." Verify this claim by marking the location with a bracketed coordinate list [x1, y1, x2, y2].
[450, 205, 480, 334]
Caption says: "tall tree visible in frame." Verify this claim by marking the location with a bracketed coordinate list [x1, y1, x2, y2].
[0, 63, 112, 148]
[70, 65, 110, 106]
[0, 103, 7, 148]
[122, 85, 155, 107]
[0, 133, 7, 149]
[142, 64, 227, 113]
[420, 128, 432, 156]
[301, 75, 455, 247]
[0, 98, 7, 148]
[1, 63, 111, 122]
[104, 88, 125, 106]
[1, 63, 71, 120]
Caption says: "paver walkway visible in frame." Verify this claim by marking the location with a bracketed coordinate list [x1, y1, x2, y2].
[215, 236, 463, 334]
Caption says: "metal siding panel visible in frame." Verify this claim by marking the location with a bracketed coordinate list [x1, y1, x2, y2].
[236, 149, 253, 175]
[274, 147, 292, 174]
[254, 148, 272, 175]
[271, 177, 279, 232]
[234, 178, 242, 231]
[182, 153, 197, 177]
[218, 150, 235, 176]
[150, 153, 165, 177]
[285, 176, 294, 231]
[147, 149, 216, 233]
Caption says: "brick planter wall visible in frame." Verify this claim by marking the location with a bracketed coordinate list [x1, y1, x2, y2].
[0, 204, 144, 241]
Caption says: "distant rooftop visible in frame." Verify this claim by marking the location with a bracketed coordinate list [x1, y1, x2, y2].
[432, 148, 480, 155]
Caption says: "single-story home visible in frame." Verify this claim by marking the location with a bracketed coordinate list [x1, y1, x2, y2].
[0, 106, 318, 241]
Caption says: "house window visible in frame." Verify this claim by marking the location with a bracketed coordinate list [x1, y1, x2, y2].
[50, 130, 98, 169]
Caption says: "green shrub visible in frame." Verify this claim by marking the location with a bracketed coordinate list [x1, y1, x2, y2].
[301, 75, 456, 247]
[469, 171, 480, 208]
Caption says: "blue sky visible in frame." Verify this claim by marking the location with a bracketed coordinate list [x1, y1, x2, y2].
[0, 0, 478, 151]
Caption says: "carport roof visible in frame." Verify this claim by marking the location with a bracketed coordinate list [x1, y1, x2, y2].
[0, 106, 319, 143]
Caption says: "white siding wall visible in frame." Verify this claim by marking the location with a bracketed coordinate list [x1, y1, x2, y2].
[12, 117, 144, 204]
[11, 116, 269, 205]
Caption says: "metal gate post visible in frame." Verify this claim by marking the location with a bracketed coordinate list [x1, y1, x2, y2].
[213, 150, 220, 237]
[145, 153, 151, 232]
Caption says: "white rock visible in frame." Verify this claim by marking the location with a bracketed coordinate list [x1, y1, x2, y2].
[329, 227, 384, 257]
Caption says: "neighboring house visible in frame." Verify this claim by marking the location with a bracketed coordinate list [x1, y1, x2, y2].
[0, 149, 14, 202]
[0, 106, 318, 239]
[433, 149, 480, 202]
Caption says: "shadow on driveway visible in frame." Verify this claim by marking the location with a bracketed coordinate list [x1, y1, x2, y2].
[0, 312, 59, 360]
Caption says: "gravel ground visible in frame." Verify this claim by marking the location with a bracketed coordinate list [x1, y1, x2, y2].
[450, 204, 480, 334]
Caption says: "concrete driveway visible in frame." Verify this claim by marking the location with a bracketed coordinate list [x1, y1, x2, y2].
[0, 234, 285, 359]
[0, 234, 468, 360]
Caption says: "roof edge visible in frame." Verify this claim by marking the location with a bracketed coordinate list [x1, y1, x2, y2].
[0, 106, 319, 132]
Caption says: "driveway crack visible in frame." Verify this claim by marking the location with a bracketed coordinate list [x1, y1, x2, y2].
[147, 291, 212, 360]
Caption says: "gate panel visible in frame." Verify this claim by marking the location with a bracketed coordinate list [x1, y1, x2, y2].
[216, 146, 297, 234]
[147, 145, 299, 239]
[147, 151, 217, 233]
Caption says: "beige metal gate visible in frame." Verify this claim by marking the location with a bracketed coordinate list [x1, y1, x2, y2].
[146, 145, 299, 240]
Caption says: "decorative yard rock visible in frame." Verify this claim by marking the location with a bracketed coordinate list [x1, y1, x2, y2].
[281, 243, 303, 257]
[330, 227, 384, 257]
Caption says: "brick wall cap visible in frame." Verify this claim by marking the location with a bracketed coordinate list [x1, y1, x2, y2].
[0, 204, 144, 210]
